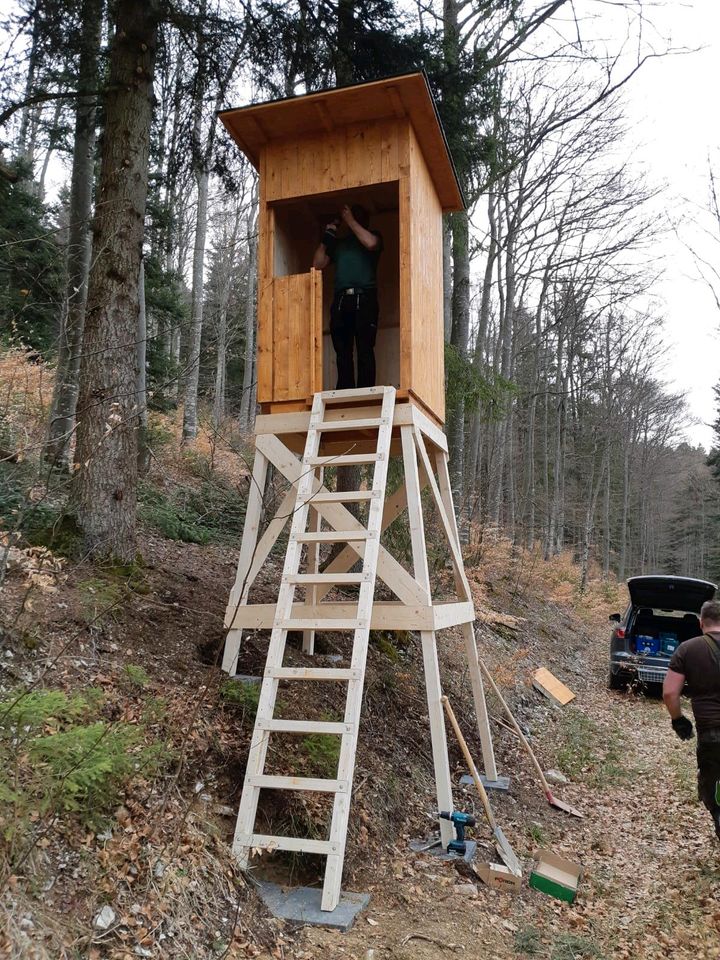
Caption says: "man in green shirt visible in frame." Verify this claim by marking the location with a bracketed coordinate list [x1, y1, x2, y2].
[313, 203, 383, 389]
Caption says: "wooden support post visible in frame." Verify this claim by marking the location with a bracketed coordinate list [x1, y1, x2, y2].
[222, 448, 269, 674]
[302, 503, 321, 654]
[433, 446, 499, 783]
[400, 425, 454, 847]
[461, 622, 498, 783]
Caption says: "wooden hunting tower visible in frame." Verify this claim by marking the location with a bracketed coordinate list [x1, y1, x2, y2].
[218, 75, 506, 916]
[219, 71, 463, 424]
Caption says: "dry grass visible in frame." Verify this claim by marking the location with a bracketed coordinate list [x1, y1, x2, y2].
[466, 533, 625, 623]
[0, 349, 53, 459]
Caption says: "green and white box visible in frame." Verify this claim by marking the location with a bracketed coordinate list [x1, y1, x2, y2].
[529, 850, 582, 903]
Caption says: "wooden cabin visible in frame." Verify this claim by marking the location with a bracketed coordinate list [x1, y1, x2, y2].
[219, 72, 464, 426]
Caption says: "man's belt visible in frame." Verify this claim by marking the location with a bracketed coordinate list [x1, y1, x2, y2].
[337, 287, 374, 296]
[698, 728, 720, 744]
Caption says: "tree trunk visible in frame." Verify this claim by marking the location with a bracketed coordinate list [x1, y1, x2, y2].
[335, 0, 355, 84]
[213, 306, 227, 427]
[467, 191, 497, 493]
[442, 218, 452, 343]
[239, 191, 258, 430]
[603, 452, 611, 578]
[546, 328, 565, 558]
[70, 0, 159, 560]
[619, 442, 630, 580]
[182, 163, 209, 442]
[137, 258, 151, 476]
[488, 192, 517, 529]
[447, 209, 470, 520]
[579, 444, 608, 594]
[45, 0, 102, 467]
[16, 11, 42, 166]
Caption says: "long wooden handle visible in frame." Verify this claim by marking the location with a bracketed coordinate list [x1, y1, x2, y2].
[441, 695, 496, 830]
[477, 659, 552, 796]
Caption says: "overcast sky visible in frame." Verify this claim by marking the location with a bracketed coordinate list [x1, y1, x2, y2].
[618, 0, 720, 449]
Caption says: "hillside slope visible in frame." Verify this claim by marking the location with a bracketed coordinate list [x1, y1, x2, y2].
[1, 379, 717, 959]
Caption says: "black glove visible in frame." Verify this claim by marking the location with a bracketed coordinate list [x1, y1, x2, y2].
[321, 225, 338, 251]
[671, 716, 694, 741]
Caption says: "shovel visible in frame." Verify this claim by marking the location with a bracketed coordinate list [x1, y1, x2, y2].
[477, 659, 583, 819]
[442, 695, 522, 876]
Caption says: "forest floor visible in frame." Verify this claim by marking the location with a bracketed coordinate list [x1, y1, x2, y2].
[299, 640, 720, 960]
[1, 354, 719, 959]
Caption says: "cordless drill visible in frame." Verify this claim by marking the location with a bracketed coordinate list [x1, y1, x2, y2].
[439, 810, 476, 855]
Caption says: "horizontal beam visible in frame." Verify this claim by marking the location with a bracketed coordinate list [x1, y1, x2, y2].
[257, 719, 352, 734]
[229, 601, 475, 631]
[284, 572, 367, 584]
[254, 401, 448, 453]
[246, 774, 347, 792]
[235, 834, 340, 855]
[267, 666, 361, 680]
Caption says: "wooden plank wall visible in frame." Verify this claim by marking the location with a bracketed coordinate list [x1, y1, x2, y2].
[264, 119, 400, 201]
[405, 125, 445, 423]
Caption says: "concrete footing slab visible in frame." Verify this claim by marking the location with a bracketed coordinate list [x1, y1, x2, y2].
[254, 880, 370, 931]
[461, 773, 511, 791]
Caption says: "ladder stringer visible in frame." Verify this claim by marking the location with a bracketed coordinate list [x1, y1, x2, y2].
[231, 386, 396, 913]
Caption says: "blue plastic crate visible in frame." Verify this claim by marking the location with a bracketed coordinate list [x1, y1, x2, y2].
[635, 634, 660, 656]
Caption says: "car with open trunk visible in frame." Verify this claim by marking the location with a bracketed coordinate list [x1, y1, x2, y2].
[608, 575, 717, 690]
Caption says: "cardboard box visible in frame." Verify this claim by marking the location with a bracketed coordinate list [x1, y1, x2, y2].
[474, 861, 522, 893]
[529, 850, 582, 903]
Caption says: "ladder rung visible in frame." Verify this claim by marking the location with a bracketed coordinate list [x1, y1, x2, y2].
[239, 833, 341, 855]
[260, 719, 352, 735]
[320, 387, 387, 402]
[294, 530, 371, 543]
[247, 774, 347, 792]
[303, 490, 379, 503]
[279, 618, 367, 630]
[305, 453, 382, 466]
[311, 418, 385, 432]
[268, 667, 361, 681]
[285, 573, 366, 584]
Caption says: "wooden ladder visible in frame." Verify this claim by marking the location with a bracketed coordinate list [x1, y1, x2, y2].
[232, 385, 396, 912]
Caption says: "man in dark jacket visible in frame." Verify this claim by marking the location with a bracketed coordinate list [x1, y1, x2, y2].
[663, 599, 720, 840]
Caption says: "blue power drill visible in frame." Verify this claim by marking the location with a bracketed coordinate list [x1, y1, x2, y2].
[439, 810, 476, 854]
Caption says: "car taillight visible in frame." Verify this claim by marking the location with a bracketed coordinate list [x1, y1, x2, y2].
[614, 628, 625, 639]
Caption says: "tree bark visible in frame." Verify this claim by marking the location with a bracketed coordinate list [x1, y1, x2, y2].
[45, 0, 102, 467]
[70, 0, 159, 560]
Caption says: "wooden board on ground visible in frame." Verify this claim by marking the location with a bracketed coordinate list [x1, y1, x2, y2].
[532, 668, 575, 706]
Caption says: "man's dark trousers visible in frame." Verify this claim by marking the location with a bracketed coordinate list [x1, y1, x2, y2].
[698, 731, 720, 840]
[330, 289, 378, 389]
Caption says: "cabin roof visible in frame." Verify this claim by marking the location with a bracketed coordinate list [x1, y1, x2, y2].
[219, 72, 464, 212]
